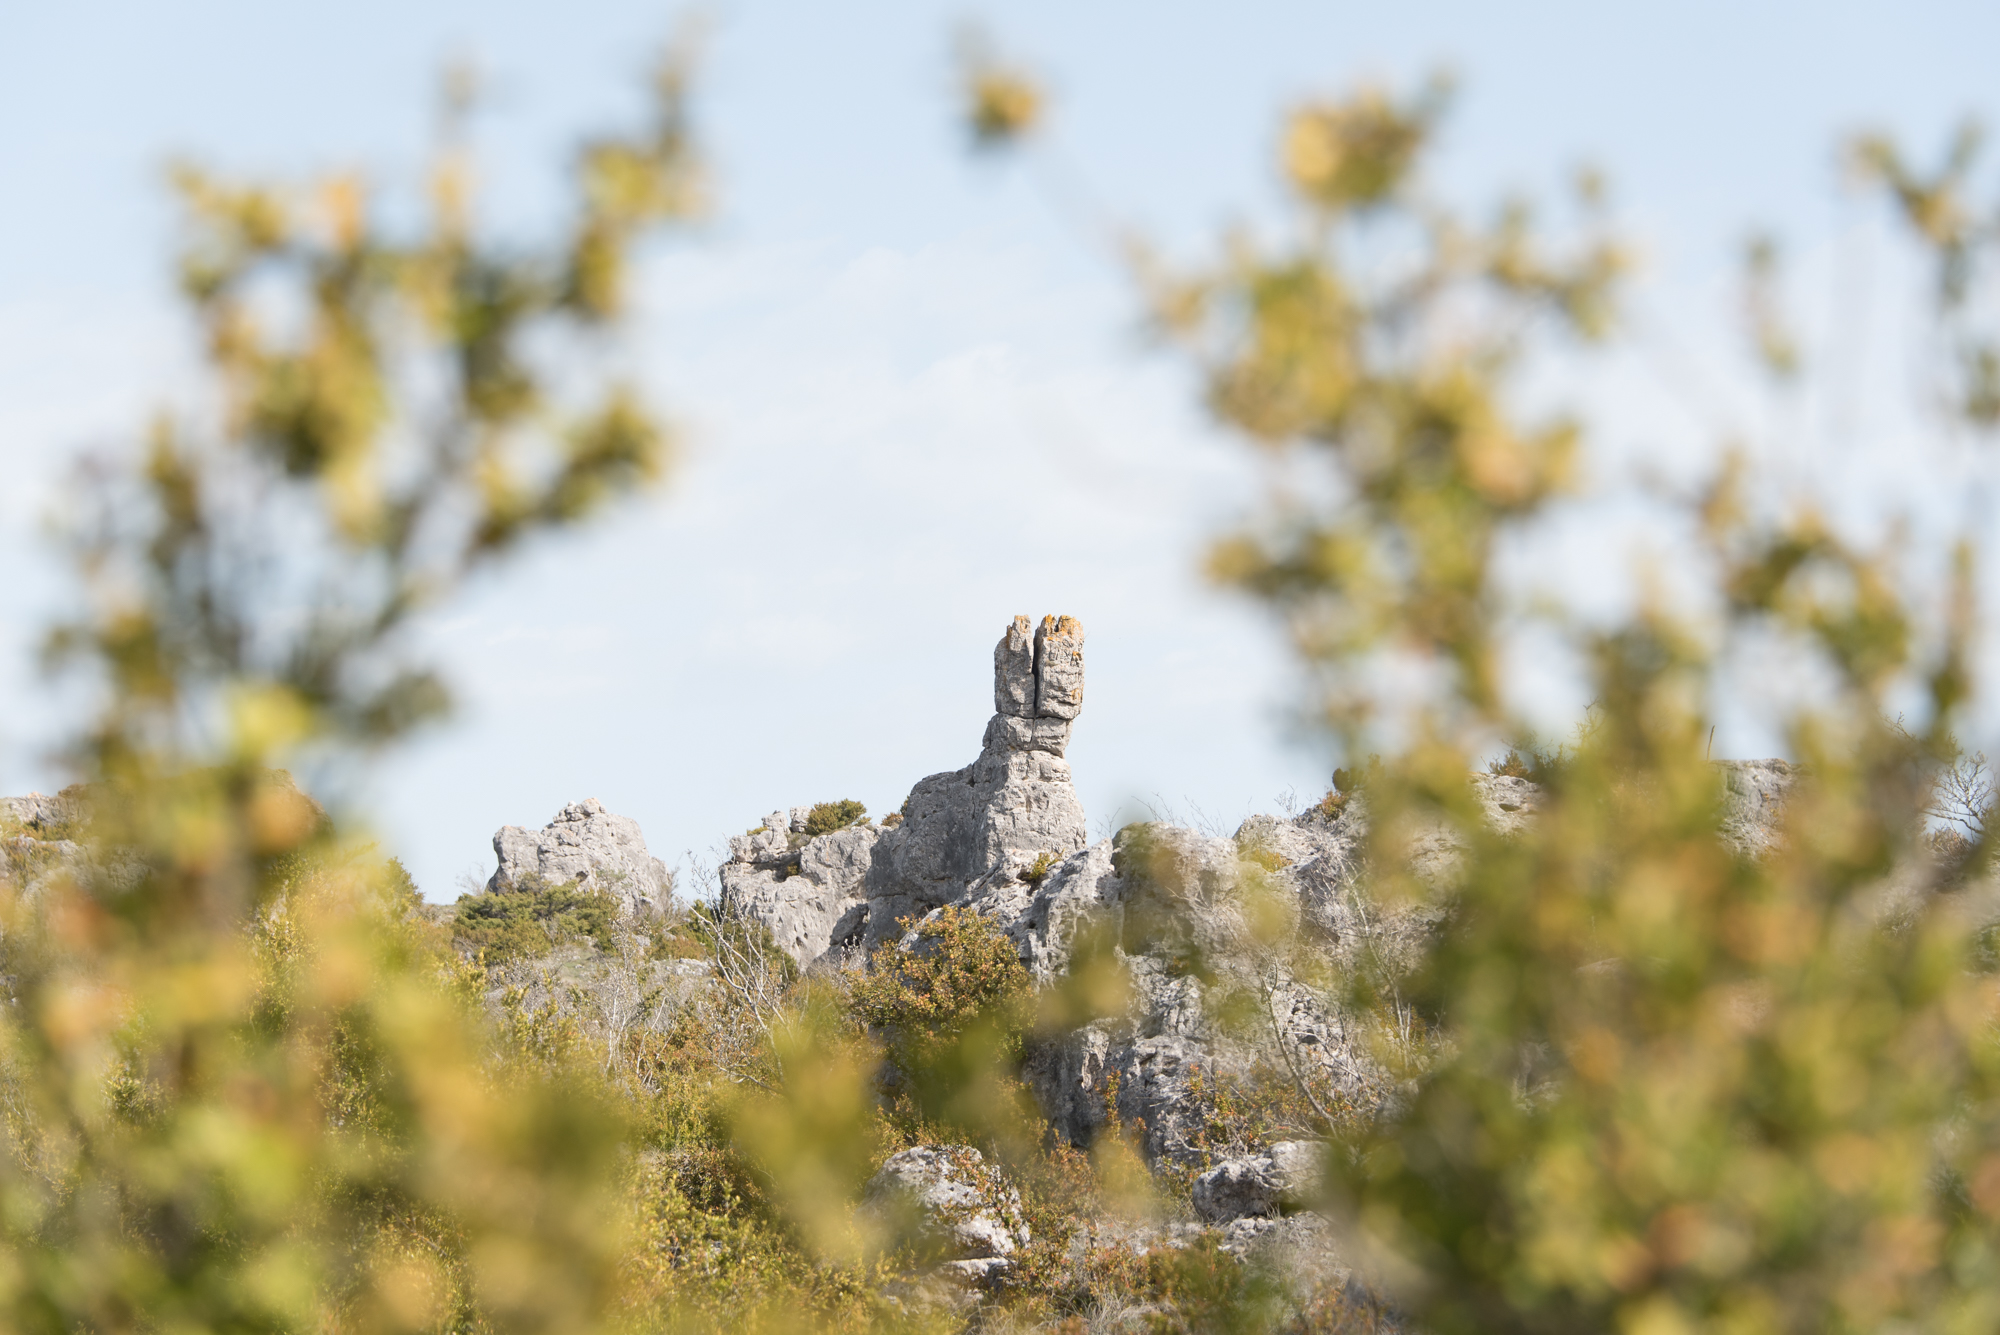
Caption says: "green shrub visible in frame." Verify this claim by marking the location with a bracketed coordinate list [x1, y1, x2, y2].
[850, 907, 1033, 1131]
[1141, 66, 2000, 1335]
[1330, 755, 1380, 795]
[452, 876, 619, 964]
[802, 799, 868, 837]
[647, 918, 710, 961]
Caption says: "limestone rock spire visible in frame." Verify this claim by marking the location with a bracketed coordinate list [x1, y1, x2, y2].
[995, 615, 1036, 716]
[1033, 614, 1084, 719]
[723, 614, 1091, 965]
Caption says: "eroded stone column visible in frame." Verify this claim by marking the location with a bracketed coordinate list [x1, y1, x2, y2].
[995, 615, 1036, 717]
[1033, 614, 1085, 720]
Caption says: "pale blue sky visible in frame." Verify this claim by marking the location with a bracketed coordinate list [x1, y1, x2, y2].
[3, 2, 1996, 898]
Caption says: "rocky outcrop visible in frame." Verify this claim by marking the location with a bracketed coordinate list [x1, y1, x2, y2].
[2, 792, 87, 902]
[713, 617, 1412, 1161]
[1012, 819, 1397, 1164]
[719, 615, 1091, 966]
[0, 791, 82, 835]
[861, 1144, 1030, 1287]
[708, 621, 1829, 1180]
[1191, 1141, 1328, 1223]
[487, 798, 672, 918]
[3, 778, 308, 902]
[864, 615, 1089, 950]
[718, 808, 876, 965]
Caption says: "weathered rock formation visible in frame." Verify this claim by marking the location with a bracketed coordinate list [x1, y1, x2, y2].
[718, 807, 877, 965]
[869, 614, 1089, 946]
[1717, 758, 1798, 857]
[722, 688, 1830, 1174]
[1006, 817, 1396, 1164]
[0, 791, 81, 833]
[487, 798, 672, 918]
[1, 790, 88, 901]
[860, 1144, 1030, 1287]
[718, 614, 1092, 966]
[1191, 1141, 1328, 1224]
[714, 616, 1633, 1162]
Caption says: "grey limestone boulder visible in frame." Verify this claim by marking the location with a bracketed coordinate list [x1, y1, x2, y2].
[719, 814, 878, 966]
[0, 791, 81, 834]
[1473, 773, 1543, 833]
[998, 839, 1127, 981]
[487, 798, 672, 918]
[1193, 1156, 1282, 1224]
[861, 1144, 1029, 1286]
[2, 792, 87, 901]
[1191, 1141, 1328, 1223]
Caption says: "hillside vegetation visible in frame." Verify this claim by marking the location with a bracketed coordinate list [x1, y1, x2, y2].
[3, 32, 2000, 1335]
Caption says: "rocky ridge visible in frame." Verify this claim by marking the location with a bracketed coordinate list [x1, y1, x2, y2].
[1, 619, 1930, 1322]
[861, 1144, 1031, 1288]
[693, 618, 1826, 1175]
[0, 791, 87, 901]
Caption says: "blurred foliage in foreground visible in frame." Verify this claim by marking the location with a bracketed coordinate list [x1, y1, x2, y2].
[7, 23, 2000, 1335]
[0, 38, 700, 1332]
[976, 56, 2000, 1334]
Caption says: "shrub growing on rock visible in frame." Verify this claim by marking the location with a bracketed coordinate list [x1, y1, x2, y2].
[850, 907, 1035, 1135]
[803, 799, 869, 837]
[452, 875, 619, 963]
[851, 907, 1031, 1070]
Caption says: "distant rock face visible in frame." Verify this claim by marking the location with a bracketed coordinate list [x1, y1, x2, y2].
[720, 615, 1090, 966]
[1191, 1142, 1328, 1223]
[0, 792, 80, 834]
[487, 799, 672, 918]
[2, 791, 88, 901]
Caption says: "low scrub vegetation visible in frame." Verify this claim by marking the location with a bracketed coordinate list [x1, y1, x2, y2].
[804, 799, 871, 837]
[851, 906, 1033, 1085]
[452, 875, 621, 963]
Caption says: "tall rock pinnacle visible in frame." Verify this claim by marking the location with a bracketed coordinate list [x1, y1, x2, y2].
[720, 615, 1091, 962]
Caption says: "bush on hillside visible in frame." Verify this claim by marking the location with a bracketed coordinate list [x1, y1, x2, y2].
[453, 876, 619, 964]
[802, 799, 869, 837]
[851, 907, 1030, 1065]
